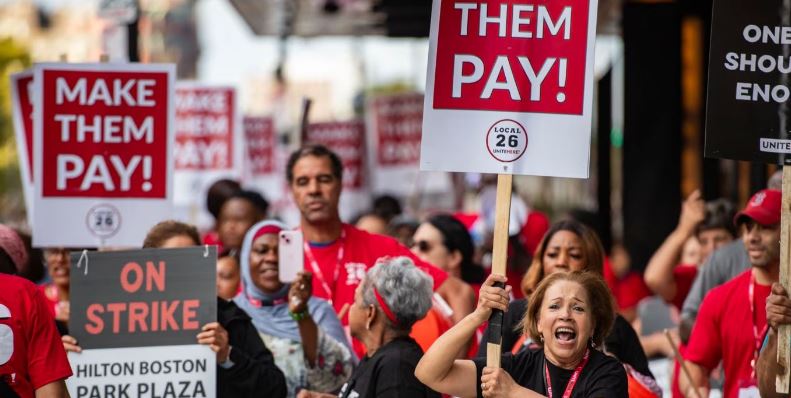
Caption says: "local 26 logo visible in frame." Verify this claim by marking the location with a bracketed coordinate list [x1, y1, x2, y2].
[485, 119, 528, 162]
[85, 204, 122, 238]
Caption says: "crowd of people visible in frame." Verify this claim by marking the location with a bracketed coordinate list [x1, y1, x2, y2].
[3, 144, 791, 398]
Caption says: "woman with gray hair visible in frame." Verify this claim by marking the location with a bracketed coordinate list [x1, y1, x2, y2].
[298, 256, 441, 398]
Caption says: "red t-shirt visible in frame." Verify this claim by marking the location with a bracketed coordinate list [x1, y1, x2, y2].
[37, 284, 59, 319]
[305, 224, 448, 324]
[670, 265, 698, 311]
[0, 274, 72, 398]
[684, 269, 770, 398]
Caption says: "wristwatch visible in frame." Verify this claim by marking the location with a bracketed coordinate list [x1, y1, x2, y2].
[289, 309, 310, 322]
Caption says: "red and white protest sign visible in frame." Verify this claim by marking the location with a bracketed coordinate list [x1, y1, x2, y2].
[367, 93, 451, 196]
[10, 70, 34, 225]
[243, 116, 286, 212]
[172, 84, 241, 229]
[304, 121, 369, 220]
[421, 0, 598, 178]
[33, 63, 175, 247]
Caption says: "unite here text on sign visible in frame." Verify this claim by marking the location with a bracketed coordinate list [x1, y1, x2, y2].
[421, 0, 598, 178]
[33, 63, 175, 247]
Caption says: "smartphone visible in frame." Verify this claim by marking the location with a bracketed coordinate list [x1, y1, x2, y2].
[278, 230, 304, 283]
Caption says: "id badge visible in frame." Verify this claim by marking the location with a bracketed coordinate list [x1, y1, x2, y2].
[737, 378, 760, 398]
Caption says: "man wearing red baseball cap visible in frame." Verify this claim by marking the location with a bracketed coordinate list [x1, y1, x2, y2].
[680, 189, 781, 397]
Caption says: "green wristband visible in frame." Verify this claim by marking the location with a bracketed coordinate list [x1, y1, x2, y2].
[289, 309, 309, 322]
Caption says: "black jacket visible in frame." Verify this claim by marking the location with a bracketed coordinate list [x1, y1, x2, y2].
[217, 298, 287, 398]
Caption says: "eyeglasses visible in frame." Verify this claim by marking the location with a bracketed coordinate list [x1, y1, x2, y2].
[411, 240, 434, 253]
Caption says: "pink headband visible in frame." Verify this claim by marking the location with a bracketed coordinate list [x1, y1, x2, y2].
[374, 287, 399, 326]
[0, 225, 27, 272]
[252, 224, 283, 242]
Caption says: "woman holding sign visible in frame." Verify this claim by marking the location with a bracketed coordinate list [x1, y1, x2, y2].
[234, 220, 353, 397]
[415, 271, 627, 397]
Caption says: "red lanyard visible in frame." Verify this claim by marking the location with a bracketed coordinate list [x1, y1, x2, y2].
[748, 272, 769, 379]
[303, 230, 345, 305]
[545, 348, 590, 398]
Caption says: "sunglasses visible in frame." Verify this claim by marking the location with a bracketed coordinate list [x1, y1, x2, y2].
[411, 240, 434, 253]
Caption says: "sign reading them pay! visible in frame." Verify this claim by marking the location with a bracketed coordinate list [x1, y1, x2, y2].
[421, 0, 598, 178]
[33, 63, 175, 247]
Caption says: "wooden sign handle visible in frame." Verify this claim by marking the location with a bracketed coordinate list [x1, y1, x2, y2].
[486, 174, 513, 368]
[777, 165, 791, 393]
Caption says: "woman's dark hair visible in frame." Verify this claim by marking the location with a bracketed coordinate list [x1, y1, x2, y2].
[226, 190, 270, 217]
[372, 195, 402, 222]
[286, 144, 343, 183]
[695, 198, 737, 238]
[206, 179, 242, 220]
[427, 214, 485, 284]
[521, 220, 605, 297]
[143, 220, 201, 248]
[524, 271, 615, 348]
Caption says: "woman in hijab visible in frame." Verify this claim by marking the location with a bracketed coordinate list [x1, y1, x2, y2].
[233, 220, 353, 397]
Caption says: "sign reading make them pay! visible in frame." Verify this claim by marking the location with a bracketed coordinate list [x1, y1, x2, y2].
[705, 0, 791, 164]
[67, 247, 217, 398]
[32, 63, 175, 247]
[421, 0, 598, 178]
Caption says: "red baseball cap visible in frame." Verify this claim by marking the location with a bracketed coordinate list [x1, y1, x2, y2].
[734, 189, 782, 227]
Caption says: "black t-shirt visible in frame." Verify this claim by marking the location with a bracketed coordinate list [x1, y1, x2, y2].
[472, 347, 627, 398]
[477, 298, 654, 379]
[338, 337, 440, 398]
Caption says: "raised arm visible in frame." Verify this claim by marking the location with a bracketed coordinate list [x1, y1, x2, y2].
[758, 283, 791, 398]
[415, 274, 511, 398]
[644, 190, 704, 302]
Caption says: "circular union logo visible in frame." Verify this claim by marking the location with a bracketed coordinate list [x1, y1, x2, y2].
[485, 119, 528, 162]
[85, 204, 122, 238]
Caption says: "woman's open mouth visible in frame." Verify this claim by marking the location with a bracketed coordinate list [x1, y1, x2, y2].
[554, 327, 577, 344]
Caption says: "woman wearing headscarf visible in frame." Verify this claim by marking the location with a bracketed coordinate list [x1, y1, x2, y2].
[299, 256, 440, 398]
[233, 220, 353, 397]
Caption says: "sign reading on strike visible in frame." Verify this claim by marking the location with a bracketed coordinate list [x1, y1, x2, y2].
[421, 0, 598, 178]
[67, 247, 216, 398]
[10, 70, 34, 225]
[705, 0, 791, 164]
[305, 121, 366, 189]
[33, 63, 174, 247]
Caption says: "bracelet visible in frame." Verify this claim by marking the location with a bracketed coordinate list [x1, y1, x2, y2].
[289, 309, 309, 322]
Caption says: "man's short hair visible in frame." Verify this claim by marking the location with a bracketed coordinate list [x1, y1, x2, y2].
[695, 198, 737, 238]
[286, 144, 343, 183]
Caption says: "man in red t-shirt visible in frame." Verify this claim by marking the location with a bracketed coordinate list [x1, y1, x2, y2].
[681, 189, 780, 398]
[286, 145, 476, 328]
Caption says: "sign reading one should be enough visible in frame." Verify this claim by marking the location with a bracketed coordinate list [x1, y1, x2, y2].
[421, 0, 598, 178]
[32, 63, 175, 247]
[705, 0, 791, 164]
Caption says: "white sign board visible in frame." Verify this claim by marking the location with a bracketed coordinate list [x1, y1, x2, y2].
[421, 0, 598, 178]
[32, 63, 175, 247]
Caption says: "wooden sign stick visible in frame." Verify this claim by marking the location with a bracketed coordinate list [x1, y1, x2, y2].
[777, 165, 791, 393]
[486, 174, 513, 368]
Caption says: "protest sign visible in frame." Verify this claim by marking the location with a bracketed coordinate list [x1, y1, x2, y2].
[10, 70, 34, 225]
[243, 116, 286, 204]
[67, 247, 217, 398]
[421, 0, 598, 178]
[703, 3, 791, 391]
[32, 63, 175, 247]
[173, 84, 242, 229]
[705, 2, 791, 163]
[304, 121, 369, 220]
[367, 93, 451, 196]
